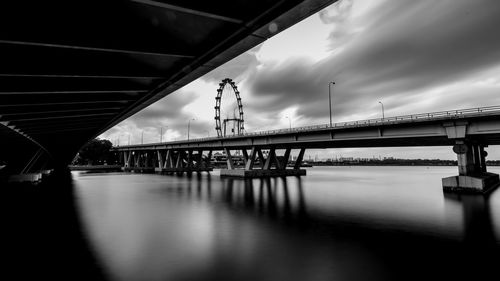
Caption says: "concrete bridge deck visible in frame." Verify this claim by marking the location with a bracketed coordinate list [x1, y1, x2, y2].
[113, 106, 500, 193]
[115, 105, 500, 151]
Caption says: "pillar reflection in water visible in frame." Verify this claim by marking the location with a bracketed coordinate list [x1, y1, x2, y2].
[73, 171, 500, 281]
[220, 176, 308, 221]
[444, 193, 496, 245]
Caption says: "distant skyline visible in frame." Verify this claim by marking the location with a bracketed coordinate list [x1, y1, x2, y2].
[100, 0, 500, 160]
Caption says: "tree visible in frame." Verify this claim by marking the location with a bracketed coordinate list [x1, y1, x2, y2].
[75, 138, 116, 165]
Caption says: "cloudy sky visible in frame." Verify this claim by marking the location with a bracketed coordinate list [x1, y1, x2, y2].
[100, 0, 500, 160]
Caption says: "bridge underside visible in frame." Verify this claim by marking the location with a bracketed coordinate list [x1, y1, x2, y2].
[0, 0, 336, 177]
[117, 142, 499, 192]
[120, 147, 306, 178]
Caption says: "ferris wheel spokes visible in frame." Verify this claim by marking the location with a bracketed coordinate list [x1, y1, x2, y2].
[214, 78, 244, 137]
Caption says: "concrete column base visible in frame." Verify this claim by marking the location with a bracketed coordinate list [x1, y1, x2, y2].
[220, 169, 306, 178]
[442, 172, 500, 194]
[122, 167, 155, 173]
[154, 167, 213, 173]
[8, 173, 42, 183]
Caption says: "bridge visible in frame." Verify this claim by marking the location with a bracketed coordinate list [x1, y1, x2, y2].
[0, 0, 337, 182]
[114, 106, 500, 193]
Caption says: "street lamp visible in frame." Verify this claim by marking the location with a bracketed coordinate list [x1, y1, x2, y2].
[285, 116, 291, 129]
[187, 118, 195, 140]
[378, 101, 385, 119]
[328, 81, 335, 127]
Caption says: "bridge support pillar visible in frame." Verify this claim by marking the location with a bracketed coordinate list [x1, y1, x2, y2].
[152, 149, 213, 175]
[124, 150, 155, 173]
[220, 147, 306, 178]
[442, 142, 499, 193]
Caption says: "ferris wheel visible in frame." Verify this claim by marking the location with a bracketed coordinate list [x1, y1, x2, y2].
[214, 78, 244, 137]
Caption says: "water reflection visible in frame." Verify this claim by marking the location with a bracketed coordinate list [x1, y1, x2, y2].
[157, 175, 310, 221]
[444, 193, 496, 245]
[74, 171, 500, 281]
[139, 173, 500, 245]
[220, 177, 308, 221]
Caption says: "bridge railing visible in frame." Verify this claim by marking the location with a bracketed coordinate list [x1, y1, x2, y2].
[118, 105, 500, 146]
[215, 105, 500, 139]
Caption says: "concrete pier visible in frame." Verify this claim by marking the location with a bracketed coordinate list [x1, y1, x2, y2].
[155, 167, 213, 174]
[442, 173, 500, 193]
[7, 170, 52, 183]
[8, 173, 43, 183]
[442, 140, 500, 193]
[117, 146, 309, 178]
[220, 168, 306, 178]
[123, 167, 156, 173]
[220, 147, 307, 178]
[121, 149, 213, 175]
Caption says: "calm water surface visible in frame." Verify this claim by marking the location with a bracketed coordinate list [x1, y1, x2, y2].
[71, 166, 500, 281]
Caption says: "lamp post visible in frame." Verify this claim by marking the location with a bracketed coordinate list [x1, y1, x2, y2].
[187, 118, 195, 140]
[378, 101, 385, 119]
[285, 116, 291, 129]
[328, 81, 335, 127]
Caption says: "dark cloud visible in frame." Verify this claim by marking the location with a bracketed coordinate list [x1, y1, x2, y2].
[320, 0, 356, 48]
[247, 0, 500, 121]
[319, 0, 353, 24]
[247, 57, 318, 111]
[130, 90, 195, 126]
[201, 45, 262, 84]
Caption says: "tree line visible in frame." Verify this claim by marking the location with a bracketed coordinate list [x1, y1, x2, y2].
[72, 138, 118, 165]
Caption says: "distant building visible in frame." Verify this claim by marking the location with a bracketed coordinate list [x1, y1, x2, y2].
[339, 157, 354, 162]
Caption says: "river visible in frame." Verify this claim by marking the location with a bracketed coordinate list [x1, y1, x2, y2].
[5, 166, 500, 280]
